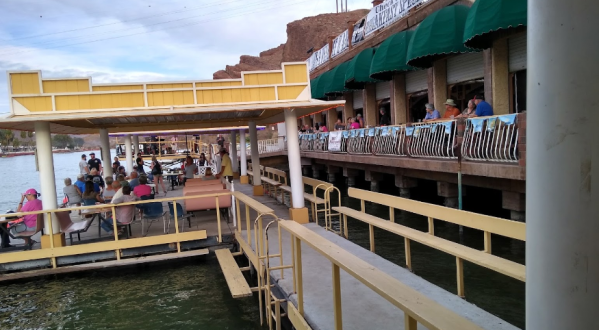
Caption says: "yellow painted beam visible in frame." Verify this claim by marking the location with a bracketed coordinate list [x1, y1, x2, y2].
[284, 64, 308, 84]
[278, 85, 306, 100]
[10, 72, 40, 94]
[288, 303, 312, 330]
[14, 97, 53, 112]
[42, 79, 90, 93]
[92, 85, 143, 91]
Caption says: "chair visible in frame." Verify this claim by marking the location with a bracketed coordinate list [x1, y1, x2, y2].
[56, 210, 93, 242]
[115, 205, 136, 239]
[82, 199, 96, 206]
[11, 214, 44, 250]
[167, 202, 193, 233]
[141, 202, 166, 236]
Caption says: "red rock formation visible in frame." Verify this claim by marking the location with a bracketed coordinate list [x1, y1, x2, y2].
[213, 9, 369, 79]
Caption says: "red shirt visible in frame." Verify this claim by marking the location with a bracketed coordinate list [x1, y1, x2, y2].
[133, 184, 152, 197]
[21, 199, 42, 228]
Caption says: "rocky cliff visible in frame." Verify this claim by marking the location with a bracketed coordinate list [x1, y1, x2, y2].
[213, 9, 369, 79]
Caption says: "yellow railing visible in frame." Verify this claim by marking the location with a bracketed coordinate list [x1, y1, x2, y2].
[0, 192, 231, 268]
[335, 187, 526, 297]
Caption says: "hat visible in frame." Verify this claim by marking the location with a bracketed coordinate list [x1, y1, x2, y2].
[81, 154, 87, 158]
[77, 174, 84, 179]
[474, 94, 485, 100]
[425, 103, 434, 110]
[89, 152, 95, 155]
[356, 113, 362, 117]
[444, 99, 457, 107]
[24, 188, 38, 195]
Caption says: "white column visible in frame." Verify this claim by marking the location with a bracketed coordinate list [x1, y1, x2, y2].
[527, 1, 599, 329]
[132, 135, 140, 155]
[34, 122, 59, 234]
[124, 135, 133, 174]
[240, 130, 247, 176]
[249, 121, 261, 186]
[99, 128, 112, 177]
[230, 131, 238, 173]
[284, 109, 305, 209]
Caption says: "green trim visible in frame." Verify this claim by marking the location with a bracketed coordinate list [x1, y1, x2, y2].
[344, 48, 378, 89]
[463, 0, 527, 49]
[369, 30, 417, 81]
[407, 5, 475, 69]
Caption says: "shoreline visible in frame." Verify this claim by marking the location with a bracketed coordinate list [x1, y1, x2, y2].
[0, 149, 98, 158]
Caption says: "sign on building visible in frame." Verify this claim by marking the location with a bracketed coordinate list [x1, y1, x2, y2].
[307, 46, 330, 72]
[352, 19, 366, 46]
[328, 131, 343, 152]
[364, 0, 424, 37]
[331, 30, 349, 58]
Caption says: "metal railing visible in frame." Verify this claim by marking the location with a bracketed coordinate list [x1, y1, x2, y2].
[298, 134, 315, 151]
[237, 138, 282, 157]
[407, 120, 458, 159]
[372, 125, 408, 156]
[346, 128, 374, 154]
[461, 114, 519, 163]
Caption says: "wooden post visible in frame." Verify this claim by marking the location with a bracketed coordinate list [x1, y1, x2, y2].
[295, 236, 304, 315]
[404, 314, 417, 330]
[404, 238, 412, 271]
[456, 257, 465, 297]
[484, 231, 492, 253]
[369, 224, 375, 252]
[428, 217, 434, 235]
[332, 263, 343, 330]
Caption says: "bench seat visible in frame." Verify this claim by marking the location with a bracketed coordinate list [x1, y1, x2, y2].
[333, 206, 525, 282]
[277, 186, 325, 204]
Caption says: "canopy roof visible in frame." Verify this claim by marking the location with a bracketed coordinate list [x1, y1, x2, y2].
[463, 0, 527, 49]
[407, 5, 475, 68]
[344, 48, 378, 89]
[369, 30, 417, 81]
[310, 75, 326, 100]
[1, 62, 344, 134]
[323, 61, 351, 96]
[108, 126, 266, 137]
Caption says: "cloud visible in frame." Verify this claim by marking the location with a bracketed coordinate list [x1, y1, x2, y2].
[0, 0, 373, 114]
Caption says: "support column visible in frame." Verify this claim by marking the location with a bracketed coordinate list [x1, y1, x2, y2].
[365, 170, 383, 192]
[343, 167, 358, 187]
[391, 73, 407, 125]
[239, 130, 248, 184]
[433, 59, 447, 116]
[327, 107, 339, 131]
[395, 174, 417, 198]
[527, 2, 599, 328]
[284, 109, 309, 223]
[34, 122, 65, 248]
[313, 112, 323, 126]
[249, 121, 263, 195]
[502, 191, 525, 221]
[343, 92, 354, 122]
[437, 182, 459, 208]
[302, 116, 313, 128]
[99, 128, 112, 178]
[230, 131, 239, 177]
[363, 83, 377, 127]
[327, 165, 339, 183]
[492, 38, 510, 115]
[124, 135, 133, 175]
[132, 135, 140, 155]
[277, 122, 286, 151]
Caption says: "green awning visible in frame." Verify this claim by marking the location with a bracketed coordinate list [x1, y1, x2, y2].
[407, 5, 475, 68]
[310, 75, 325, 99]
[463, 0, 527, 49]
[344, 48, 377, 89]
[369, 30, 417, 81]
[324, 62, 351, 96]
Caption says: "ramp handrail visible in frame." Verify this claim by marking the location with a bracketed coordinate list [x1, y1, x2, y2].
[461, 114, 519, 163]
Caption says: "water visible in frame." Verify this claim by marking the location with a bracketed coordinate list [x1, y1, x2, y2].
[319, 172, 526, 329]
[0, 259, 264, 330]
[0, 150, 108, 212]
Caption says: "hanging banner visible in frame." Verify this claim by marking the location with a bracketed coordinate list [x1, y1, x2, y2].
[351, 18, 366, 46]
[364, 0, 424, 37]
[328, 131, 343, 152]
[307, 46, 330, 72]
[331, 30, 349, 58]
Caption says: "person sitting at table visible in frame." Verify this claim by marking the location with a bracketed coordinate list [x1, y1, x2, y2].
[423, 103, 441, 122]
[63, 177, 82, 207]
[117, 174, 129, 188]
[82, 181, 104, 205]
[100, 185, 138, 235]
[183, 156, 198, 185]
[128, 171, 140, 190]
[75, 174, 86, 195]
[103, 177, 117, 203]
[110, 181, 124, 201]
[133, 175, 152, 198]
[89, 168, 105, 189]
[203, 168, 217, 180]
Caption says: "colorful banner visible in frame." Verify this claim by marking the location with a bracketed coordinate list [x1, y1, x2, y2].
[331, 30, 349, 58]
[307, 46, 330, 72]
[364, 0, 424, 38]
[328, 131, 343, 152]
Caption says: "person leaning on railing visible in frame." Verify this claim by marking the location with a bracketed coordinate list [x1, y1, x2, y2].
[443, 99, 461, 119]
[422, 103, 440, 122]
[334, 118, 345, 131]
[456, 99, 476, 118]
[469, 94, 494, 117]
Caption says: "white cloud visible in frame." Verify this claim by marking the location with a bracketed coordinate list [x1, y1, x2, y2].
[0, 0, 374, 113]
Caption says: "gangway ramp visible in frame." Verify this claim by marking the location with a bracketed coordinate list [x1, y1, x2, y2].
[215, 248, 252, 298]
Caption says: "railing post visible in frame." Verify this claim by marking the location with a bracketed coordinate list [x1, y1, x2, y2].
[456, 257, 465, 297]
[246, 205, 251, 245]
[404, 314, 417, 330]
[216, 197, 222, 243]
[332, 263, 343, 330]
[428, 217, 434, 235]
[173, 200, 181, 253]
[404, 238, 412, 271]
[484, 231, 492, 253]
[47, 212, 57, 268]
[369, 224, 375, 253]
[294, 236, 304, 315]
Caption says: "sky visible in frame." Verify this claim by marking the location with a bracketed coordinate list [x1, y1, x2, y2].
[0, 0, 374, 114]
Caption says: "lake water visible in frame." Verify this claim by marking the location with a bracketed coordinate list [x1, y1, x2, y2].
[0, 150, 108, 213]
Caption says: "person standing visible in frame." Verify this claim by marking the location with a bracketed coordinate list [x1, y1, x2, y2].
[151, 155, 166, 196]
[215, 149, 233, 182]
[183, 156, 198, 185]
[135, 153, 145, 175]
[87, 152, 102, 174]
[379, 108, 391, 126]
[356, 113, 364, 128]
[216, 134, 225, 149]
[112, 157, 121, 176]
[79, 154, 90, 179]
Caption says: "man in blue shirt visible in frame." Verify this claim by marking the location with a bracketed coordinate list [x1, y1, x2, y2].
[423, 103, 440, 122]
[471, 95, 494, 117]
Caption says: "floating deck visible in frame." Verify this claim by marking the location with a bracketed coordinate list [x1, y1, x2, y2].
[233, 182, 520, 330]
